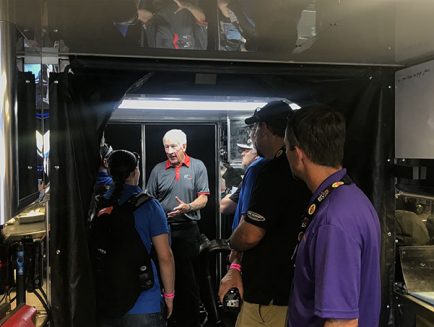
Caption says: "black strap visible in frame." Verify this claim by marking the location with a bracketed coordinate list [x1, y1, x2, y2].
[291, 175, 352, 262]
[128, 192, 151, 209]
[97, 192, 151, 217]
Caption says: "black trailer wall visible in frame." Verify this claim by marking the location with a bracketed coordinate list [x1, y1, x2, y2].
[48, 59, 395, 327]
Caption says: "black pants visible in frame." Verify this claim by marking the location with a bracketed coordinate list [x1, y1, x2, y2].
[169, 222, 201, 327]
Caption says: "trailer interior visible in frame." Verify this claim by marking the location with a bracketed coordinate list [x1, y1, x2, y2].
[2, 0, 434, 326]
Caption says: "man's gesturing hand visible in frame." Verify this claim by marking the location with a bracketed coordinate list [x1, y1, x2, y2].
[168, 196, 192, 217]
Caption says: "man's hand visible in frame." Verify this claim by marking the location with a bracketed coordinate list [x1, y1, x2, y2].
[167, 196, 191, 218]
[218, 269, 243, 303]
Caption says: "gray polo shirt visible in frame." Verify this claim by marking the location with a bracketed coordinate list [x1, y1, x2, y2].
[146, 154, 210, 222]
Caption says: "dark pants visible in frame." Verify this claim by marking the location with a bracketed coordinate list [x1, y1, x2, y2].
[169, 222, 201, 327]
[98, 312, 166, 327]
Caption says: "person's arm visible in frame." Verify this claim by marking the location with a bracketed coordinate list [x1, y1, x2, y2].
[217, 0, 232, 18]
[192, 160, 210, 210]
[173, 0, 206, 23]
[229, 216, 265, 251]
[324, 319, 358, 327]
[220, 194, 237, 215]
[190, 193, 208, 210]
[152, 233, 175, 318]
[145, 166, 158, 197]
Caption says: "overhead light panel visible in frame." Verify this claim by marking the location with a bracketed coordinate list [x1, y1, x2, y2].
[118, 99, 268, 111]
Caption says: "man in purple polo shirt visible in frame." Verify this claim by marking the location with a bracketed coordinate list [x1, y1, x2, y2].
[284, 104, 381, 327]
[146, 129, 209, 327]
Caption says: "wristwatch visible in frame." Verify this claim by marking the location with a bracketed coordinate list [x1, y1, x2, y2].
[188, 203, 193, 212]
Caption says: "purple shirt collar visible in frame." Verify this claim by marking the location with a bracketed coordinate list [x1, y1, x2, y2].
[310, 168, 347, 202]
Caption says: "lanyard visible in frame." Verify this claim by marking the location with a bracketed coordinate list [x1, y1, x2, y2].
[291, 174, 352, 262]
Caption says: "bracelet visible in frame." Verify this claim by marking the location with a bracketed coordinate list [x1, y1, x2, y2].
[229, 263, 241, 272]
[188, 203, 193, 212]
[164, 292, 175, 299]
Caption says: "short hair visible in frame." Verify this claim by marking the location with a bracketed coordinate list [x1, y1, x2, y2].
[286, 104, 345, 167]
[163, 129, 187, 146]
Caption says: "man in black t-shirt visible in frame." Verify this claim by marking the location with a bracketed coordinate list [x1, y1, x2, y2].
[219, 101, 310, 326]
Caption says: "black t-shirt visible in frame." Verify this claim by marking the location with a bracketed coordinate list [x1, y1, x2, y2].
[242, 150, 311, 305]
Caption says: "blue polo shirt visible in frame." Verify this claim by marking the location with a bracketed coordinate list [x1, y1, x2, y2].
[288, 168, 381, 327]
[146, 154, 210, 222]
[104, 184, 169, 314]
[231, 157, 266, 230]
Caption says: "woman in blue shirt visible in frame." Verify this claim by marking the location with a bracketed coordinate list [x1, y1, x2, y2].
[99, 150, 175, 327]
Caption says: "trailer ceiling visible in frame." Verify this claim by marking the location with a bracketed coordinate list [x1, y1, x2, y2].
[11, 0, 434, 66]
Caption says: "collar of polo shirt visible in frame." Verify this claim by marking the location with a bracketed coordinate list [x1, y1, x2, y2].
[165, 153, 191, 169]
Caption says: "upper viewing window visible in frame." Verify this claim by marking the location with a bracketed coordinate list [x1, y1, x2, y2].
[14, 0, 434, 65]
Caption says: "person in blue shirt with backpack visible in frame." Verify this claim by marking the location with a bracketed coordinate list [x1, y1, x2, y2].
[97, 149, 175, 327]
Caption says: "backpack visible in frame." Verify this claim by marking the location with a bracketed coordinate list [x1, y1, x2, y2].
[89, 192, 154, 318]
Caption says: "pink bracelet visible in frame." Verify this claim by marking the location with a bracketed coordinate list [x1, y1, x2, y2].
[229, 263, 242, 272]
[164, 292, 175, 299]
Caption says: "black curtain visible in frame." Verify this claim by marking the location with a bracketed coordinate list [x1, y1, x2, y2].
[49, 59, 395, 326]
[49, 68, 146, 326]
[16, 72, 39, 213]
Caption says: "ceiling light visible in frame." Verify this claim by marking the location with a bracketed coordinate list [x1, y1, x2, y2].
[118, 99, 268, 111]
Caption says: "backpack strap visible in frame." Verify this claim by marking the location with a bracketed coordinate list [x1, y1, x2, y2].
[128, 192, 152, 210]
[97, 206, 114, 218]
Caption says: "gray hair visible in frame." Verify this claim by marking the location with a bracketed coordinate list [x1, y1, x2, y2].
[163, 129, 187, 146]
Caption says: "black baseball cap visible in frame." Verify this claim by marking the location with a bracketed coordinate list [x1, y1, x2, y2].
[245, 100, 292, 125]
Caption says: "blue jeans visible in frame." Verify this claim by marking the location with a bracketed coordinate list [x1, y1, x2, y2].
[98, 312, 166, 327]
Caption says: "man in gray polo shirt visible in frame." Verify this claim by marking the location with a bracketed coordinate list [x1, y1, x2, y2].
[146, 129, 209, 327]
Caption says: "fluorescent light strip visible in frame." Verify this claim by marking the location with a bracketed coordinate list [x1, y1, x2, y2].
[118, 99, 267, 111]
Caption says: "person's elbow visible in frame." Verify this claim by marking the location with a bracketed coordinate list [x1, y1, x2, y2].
[230, 221, 265, 251]
[220, 197, 236, 215]
[229, 234, 260, 252]
[157, 247, 174, 266]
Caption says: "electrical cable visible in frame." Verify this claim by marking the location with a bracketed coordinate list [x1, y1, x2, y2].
[38, 287, 48, 305]
[32, 288, 52, 325]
